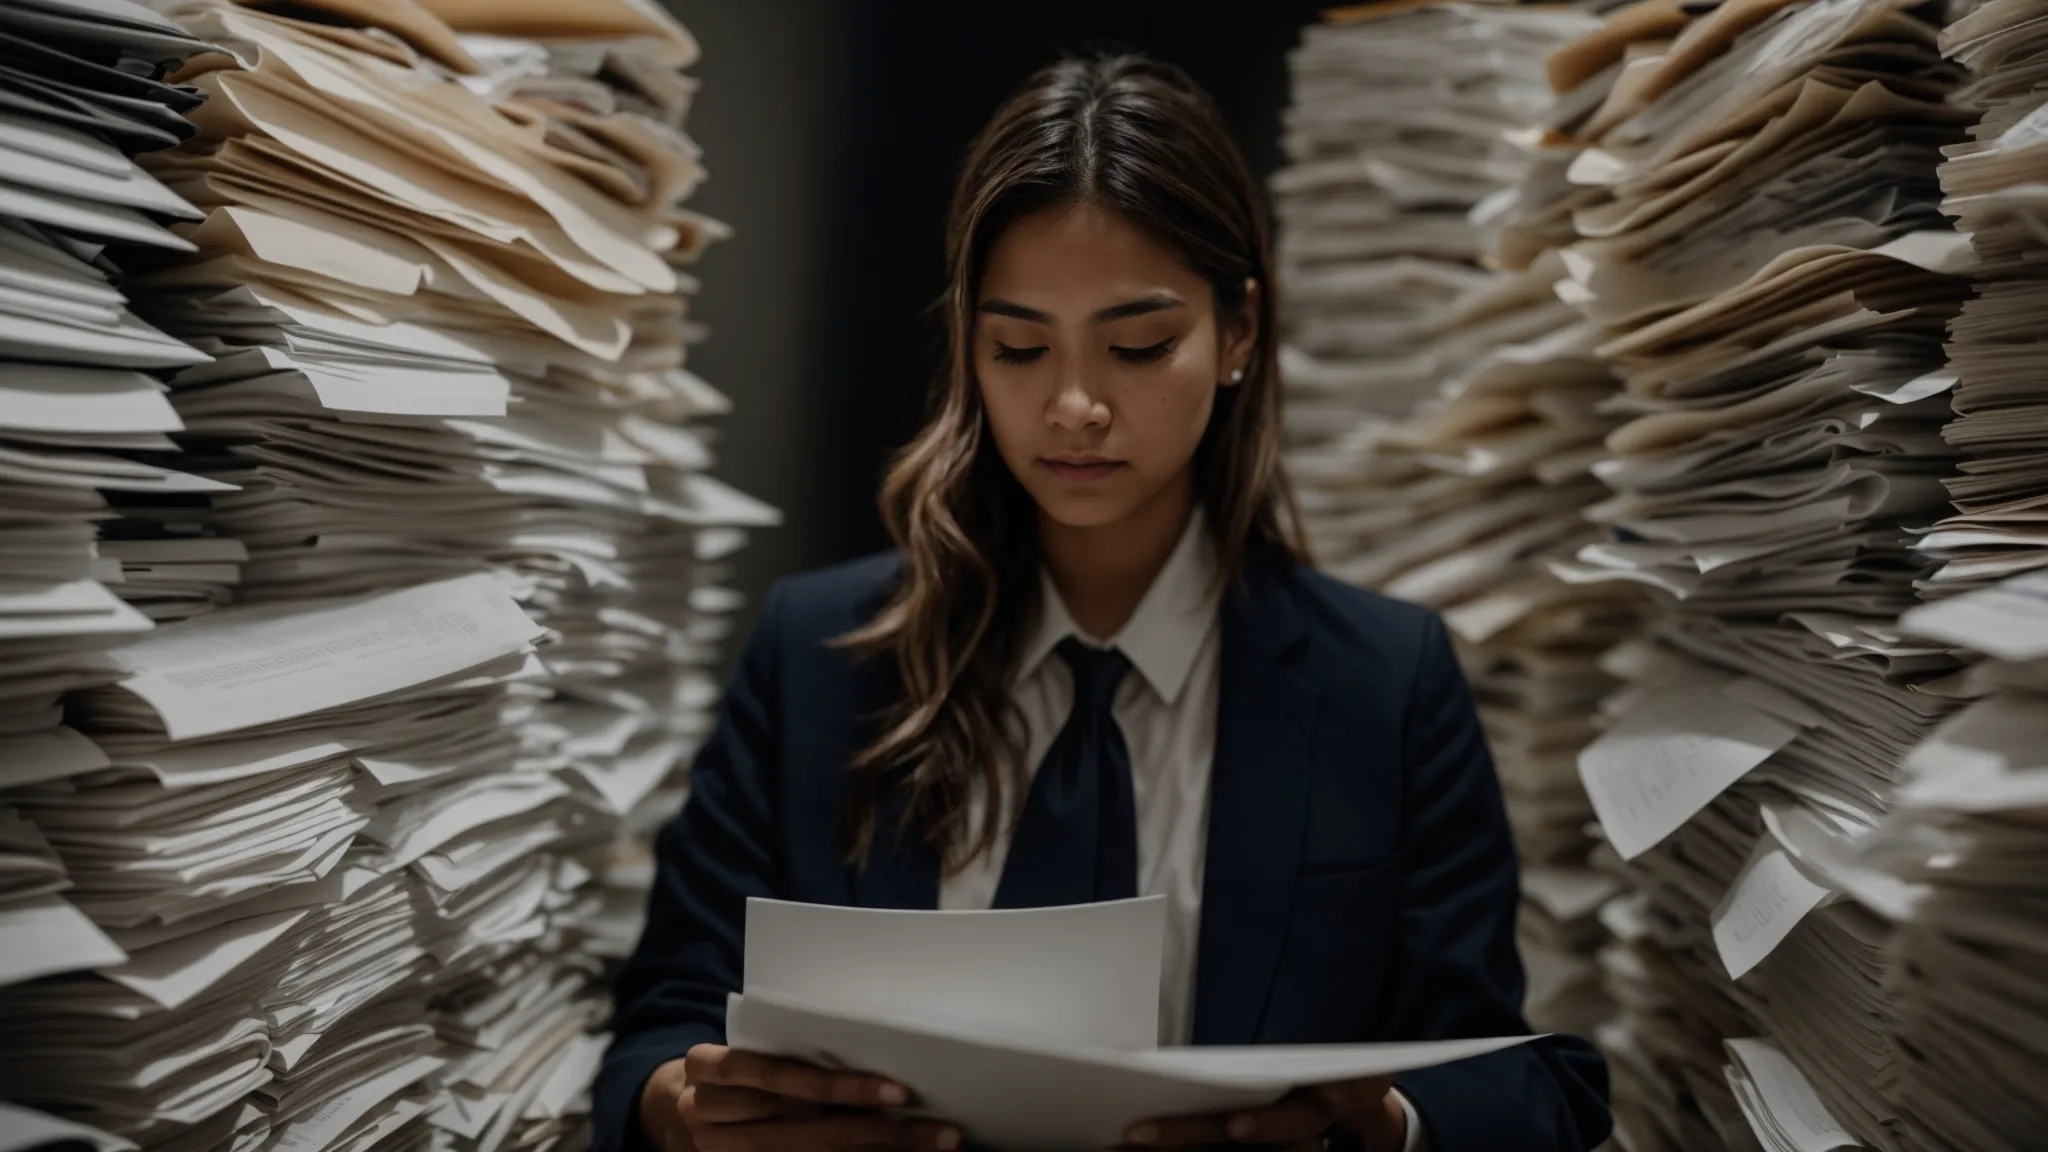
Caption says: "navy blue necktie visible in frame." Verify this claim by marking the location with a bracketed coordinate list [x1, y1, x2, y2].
[993, 637, 1139, 908]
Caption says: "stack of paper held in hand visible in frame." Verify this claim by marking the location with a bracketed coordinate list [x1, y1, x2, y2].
[726, 897, 1535, 1152]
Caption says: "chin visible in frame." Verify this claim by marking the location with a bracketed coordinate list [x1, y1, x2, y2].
[1030, 491, 1139, 531]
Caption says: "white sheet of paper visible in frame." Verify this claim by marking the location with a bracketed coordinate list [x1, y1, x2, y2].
[1897, 572, 2048, 662]
[744, 896, 1166, 1051]
[109, 572, 543, 740]
[268, 1053, 444, 1152]
[727, 987, 1533, 1151]
[4, 144, 198, 221]
[569, 734, 687, 817]
[1521, 865, 1623, 922]
[99, 909, 307, 1010]
[0, 109, 129, 177]
[530, 1033, 608, 1120]
[1578, 690, 1801, 859]
[1899, 695, 2048, 811]
[1711, 839, 1833, 980]
[0, 897, 128, 988]
[1724, 1037, 1860, 1152]
[0, 364, 180, 434]
[0, 725, 111, 789]
[0, 177, 193, 251]
[0, 578, 154, 641]
[0, 1102, 136, 1152]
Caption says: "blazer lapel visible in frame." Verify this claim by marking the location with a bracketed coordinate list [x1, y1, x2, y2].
[846, 656, 941, 910]
[1192, 554, 1320, 1045]
[852, 785, 941, 909]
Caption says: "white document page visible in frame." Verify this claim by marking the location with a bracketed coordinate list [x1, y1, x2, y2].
[1578, 689, 1802, 859]
[0, 725, 110, 789]
[0, 364, 180, 434]
[1712, 838, 1834, 980]
[0, 897, 127, 987]
[267, 1053, 444, 1152]
[727, 987, 1532, 1152]
[100, 909, 308, 1010]
[1724, 1037, 1861, 1152]
[0, 1103, 136, 1152]
[1897, 571, 2048, 663]
[109, 572, 544, 740]
[744, 896, 1166, 1051]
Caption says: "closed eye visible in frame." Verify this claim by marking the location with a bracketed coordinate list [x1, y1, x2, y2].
[1112, 338, 1175, 365]
[992, 343, 1047, 365]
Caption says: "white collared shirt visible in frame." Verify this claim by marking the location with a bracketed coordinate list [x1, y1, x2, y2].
[939, 508, 1223, 1047]
[937, 511, 1427, 1149]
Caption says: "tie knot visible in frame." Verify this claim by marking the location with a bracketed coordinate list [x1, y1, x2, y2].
[1056, 636, 1130, 712]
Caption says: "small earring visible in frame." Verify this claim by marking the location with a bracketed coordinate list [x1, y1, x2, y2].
[1229, 368, 1244, 384]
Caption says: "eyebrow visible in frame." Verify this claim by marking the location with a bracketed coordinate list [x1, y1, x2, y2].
[977, 293, 1187, 325]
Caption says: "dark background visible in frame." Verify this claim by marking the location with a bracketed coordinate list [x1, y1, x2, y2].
[669, 1, 1328, 653]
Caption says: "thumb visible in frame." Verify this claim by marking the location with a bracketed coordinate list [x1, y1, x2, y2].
[1312, 1075, 1392, 1116]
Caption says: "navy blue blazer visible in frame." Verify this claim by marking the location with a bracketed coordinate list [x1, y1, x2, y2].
[594, 550, 1610, 1152]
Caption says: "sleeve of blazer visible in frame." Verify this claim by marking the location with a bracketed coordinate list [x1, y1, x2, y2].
[590, 581, 788, 1152]
[1386, 612, 1612, 1152]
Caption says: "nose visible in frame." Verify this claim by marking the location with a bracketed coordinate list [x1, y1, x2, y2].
[1047, 368, 1110, 432]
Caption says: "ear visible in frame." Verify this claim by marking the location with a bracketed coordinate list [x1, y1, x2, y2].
[1220, 277, 1261, 387]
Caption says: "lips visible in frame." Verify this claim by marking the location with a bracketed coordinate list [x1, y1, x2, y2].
[1040, 457, 1125, 483]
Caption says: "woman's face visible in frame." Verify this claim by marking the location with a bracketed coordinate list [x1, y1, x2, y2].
[974, 201, 1256, 533]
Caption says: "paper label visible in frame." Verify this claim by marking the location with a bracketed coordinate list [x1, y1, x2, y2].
[1712, 840, 1832, 980]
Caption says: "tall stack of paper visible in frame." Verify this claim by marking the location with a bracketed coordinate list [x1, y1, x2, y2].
[1, 1, 775, 1150]
[0, 0, 249, 633]
[1837, 12, 2048, 1147]
[0, 575, 546, 1152]
[0, 5, 227, 1145]
[1545, 0, 1975, 1148]
[1276, 2, 1646, 1041]
[0, 0, 223, 844]
[1275, 0, 1563, 549]
[1870, 574, 2048, 1151]
[1917, 0, 2048, 595]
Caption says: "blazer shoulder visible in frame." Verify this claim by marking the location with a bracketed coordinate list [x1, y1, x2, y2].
[1282, 563, 1441, 671]
[764, 550, 903, 649]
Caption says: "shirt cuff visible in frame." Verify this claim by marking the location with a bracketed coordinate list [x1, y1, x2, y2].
[1394, 1088, 1429, 1152]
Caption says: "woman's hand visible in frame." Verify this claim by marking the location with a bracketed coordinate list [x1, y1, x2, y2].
[1119, 1076, 1405, 1150]
[639, 1044, 964, 1152]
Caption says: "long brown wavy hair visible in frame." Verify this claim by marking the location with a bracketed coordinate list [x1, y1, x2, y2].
[839, 53, 1307, 871]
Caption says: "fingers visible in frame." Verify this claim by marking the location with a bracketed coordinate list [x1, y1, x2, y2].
[641, 1058, 694, 1152]
[1122, 1111, 1234, 1147]
[691, 1114, 961, 1152]
[690, 1082, 822, 1124]
[1217, 1093, 1341, 1144]
[688, 1045, 910, 1108]
[1310, 1076, 1393, 1117]
[1124, 1076, 1393, 1147]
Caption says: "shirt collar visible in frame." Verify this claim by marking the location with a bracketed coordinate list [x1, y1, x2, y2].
[1019, 509, 1220, 707]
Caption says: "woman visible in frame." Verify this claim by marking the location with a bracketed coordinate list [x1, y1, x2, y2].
[596, 54, 1609, 1152]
